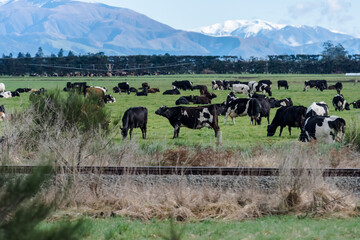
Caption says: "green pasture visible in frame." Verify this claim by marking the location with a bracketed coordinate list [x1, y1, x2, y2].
[1, 74, 360, 149]
[40, 215, 360, 240]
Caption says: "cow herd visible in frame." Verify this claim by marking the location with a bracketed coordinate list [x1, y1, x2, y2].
[0, 78, 358, 144]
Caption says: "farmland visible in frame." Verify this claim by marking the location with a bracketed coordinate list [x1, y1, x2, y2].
[1, 74, 359, 150]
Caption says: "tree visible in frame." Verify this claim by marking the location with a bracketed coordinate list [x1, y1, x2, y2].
[322, 41, 348, 61]
[17, 52, 24, 58]
[58, 48, 64, 58]
[35, 47, 44, 58]
[67, 50, 75, 57]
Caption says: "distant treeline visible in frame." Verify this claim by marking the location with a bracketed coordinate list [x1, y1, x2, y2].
[1, 45, 360, 76]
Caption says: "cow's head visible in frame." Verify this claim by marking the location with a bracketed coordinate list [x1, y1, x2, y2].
[267, 124, 276, 136]
[155, 106, 168, 116]
[104, 94, 115, 103]
[345, 102, 350, 110]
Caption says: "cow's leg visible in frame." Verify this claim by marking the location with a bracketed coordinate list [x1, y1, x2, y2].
[173, 125, 180, 138]
[141, 126, 147, 139]
[224, 113, 229, 124]
[129, 128, 133, 139]
[288, 127, 291, 136]
[279, 126, 284, 136]
[232, 117, 235, 125]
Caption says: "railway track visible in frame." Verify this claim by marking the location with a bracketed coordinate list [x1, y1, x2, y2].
[2, 166, 360, 177]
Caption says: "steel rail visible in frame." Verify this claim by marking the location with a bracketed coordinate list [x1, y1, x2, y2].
[1, 166, 360, 177]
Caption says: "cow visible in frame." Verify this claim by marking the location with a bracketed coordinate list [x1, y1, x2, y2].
[175, 96, 191, 105]
[113, 86, 120, 93]
[304, 80, 317, 91]
[299, 116, 346, 143]
[332, 94, 350, 111]
[328, 82, 343, 94]
[258, 80, 272, 88]
[305, 102, 329, 119]
[255, 83, 272, 96]
[0, 91, 20, 98]
[121, 107, 148, 140]
[267, 106, 307, 137]
[213, 102, 227, 116]
[193, 95, 212, 104]
[163, 89, 180, 95]
[225, 91, 238, 106]
[277, 80, 289, 90]
[193, 85, 209, 95]
[172, 80, 193, 91]
[0, 83, 5, 93]
[212, 80, 224, 90]
[316, 80, 328, 91]
[15, 88, 31, 93]
[155, 105, 220, 138]
[129, 87, 138, 93]
[140, 82, 150, 90]
[104, 94, 116, 103]
[118, 82, 130, 94]
[136, 88, 148, 96]
[350, 100, 360, 108]
[0, 105, 5, 121]
[232, 84, 250, 96]
[224, 98, 250, 124]
[269, 98, 293, 108]
[148, 88, 160, 93]
[248, 81, 258, 93]
[248, 97, 271, 125]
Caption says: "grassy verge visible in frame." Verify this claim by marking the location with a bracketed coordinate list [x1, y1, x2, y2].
[41, 215, 360, 240]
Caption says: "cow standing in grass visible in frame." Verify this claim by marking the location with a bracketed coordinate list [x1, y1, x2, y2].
[121, 107, 148, 140]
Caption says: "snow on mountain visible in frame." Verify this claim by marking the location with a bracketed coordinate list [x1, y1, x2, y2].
[0, 0, 359, 58]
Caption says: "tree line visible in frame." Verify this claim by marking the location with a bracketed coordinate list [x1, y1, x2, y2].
[0, 42, 359, 76]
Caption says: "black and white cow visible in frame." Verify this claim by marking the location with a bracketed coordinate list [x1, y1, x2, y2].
[255, 83, 272, 96]
[248, 81, 258, 93]
[163, 89, 181, 95]
[299, 116, 346, 143]
[258, 80, 272, 88]
[104, 94, 116, 103]
[247, 97, 271, 125]
[121, 107, 148, 140]
[224, 98, 250, 124]
[172, 80, 193, 91]
[0, 91, 20, 98]
[332, 94, 350, 111]
[212, 80, 224, 90]
[350, 100, 360, 109]
[155, 105, 220, 138]
[267, 106, 307, 136]
[118, 82, 130, 94]
[269, 98, 293, 108]
[232, 84, 250, 96]
[0, 105, 5, 121]
[304, 80, 317, 91]
[277, 80, 289, 90]
[305, 102, 329, 119]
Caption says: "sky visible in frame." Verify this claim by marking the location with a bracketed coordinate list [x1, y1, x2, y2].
[80, 0, 360, 37]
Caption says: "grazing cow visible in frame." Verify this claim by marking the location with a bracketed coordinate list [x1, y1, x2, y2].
[350, 100, 360, 108]
[172, 80, 193, 90]
[267, 106, 307, 137]
[212, 80, 224, 90]
[155, 105, 220, 138]
[269, 98, 293, 108]
[328, 82, 343, 94]
[248, 81, 258, 93]
[255, 83, 272, 96]
[136, 88, 148, 96]
[224, 98, 250, 124]
[104, 94, 115, 103]
[299, 116, 346, 143]
[306, 102, 329, 119]
[121, 107, 148, 140]
[15, 88, 31, 93]
[175, 96, 191, 105]
[118, 82, 130, 94]
[232, 84, 250, 96]
[113, 86, 120, 93]
[332, 94, 350, 111]
[163, 89, 180, 95]
[248, 97, 271, 125]
[277, 80, 289, 90]
[0, 105, 5, 121]
[148, 88, 160, 93]
[258, 80, 272, 88]
[213, 102, 227, 116]
[0, 83, 5, 93]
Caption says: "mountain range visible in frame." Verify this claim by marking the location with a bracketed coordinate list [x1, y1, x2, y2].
[0, 0, 359, 59]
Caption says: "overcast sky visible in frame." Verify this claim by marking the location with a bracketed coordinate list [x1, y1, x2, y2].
[80, 0, 360, 37]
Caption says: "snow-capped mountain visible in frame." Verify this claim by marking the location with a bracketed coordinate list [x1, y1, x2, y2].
[0, 0, 359, 58]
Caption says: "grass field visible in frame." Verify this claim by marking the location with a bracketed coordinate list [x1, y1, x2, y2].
[41, 215, 360, 240]
[1, 74, 359, 150]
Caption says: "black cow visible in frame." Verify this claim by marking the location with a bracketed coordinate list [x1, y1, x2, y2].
[121, 107, 148, 140]
[316, 80, 328, 91]
[15, 88, 31, 93]
[213, 102, 227, 116]
[305, 102, 329, 119]
[155, 105, 220, 138]
[248, 97, 271, 125]
[113, 86, 120, 93]
[299, 116, 346, 143]
[163, 89, 180, 95]
[269, 97, 293, 108]
[136, 88, 148, 96]
[350, 100, 360, 108]
[267, 106, 307, 137]
[332, 94, 350, 111]
[175, 96, 191, 105]
[328, 82, 343, 94]
[118, 82, 130, 94]
[277, 80, 289, 90]
[172, 80, 193, 91]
